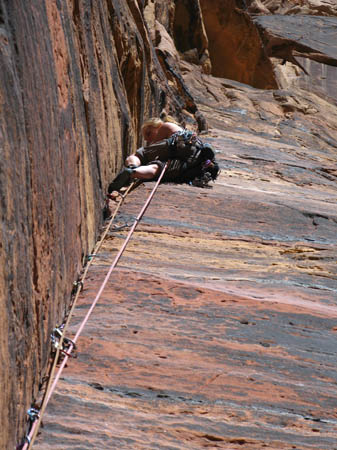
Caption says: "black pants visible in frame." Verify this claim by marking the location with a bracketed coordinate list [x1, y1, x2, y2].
[135, 140, 170, 165]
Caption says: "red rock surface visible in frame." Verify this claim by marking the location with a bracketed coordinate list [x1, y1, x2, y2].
[35, 80, 337, 448]
[200, 0, 277, 88]
[2, 1, 337, 449]
[35, 175, 337, 448]
[0, 1, 199, 447]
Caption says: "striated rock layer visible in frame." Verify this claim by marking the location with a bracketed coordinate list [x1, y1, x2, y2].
[1, 0, 337, 448]
[0, 0, 199, 447]
[35, 107, 337, 447]
[35, 3, 337, 449]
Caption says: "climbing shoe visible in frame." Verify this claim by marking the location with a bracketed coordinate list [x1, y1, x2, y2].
[108, 167, 134, 193]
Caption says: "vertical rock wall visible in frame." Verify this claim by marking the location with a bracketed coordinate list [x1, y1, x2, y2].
[0, 0, 182, 447]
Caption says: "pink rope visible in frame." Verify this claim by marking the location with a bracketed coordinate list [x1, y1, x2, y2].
[22, 162, 168, 449]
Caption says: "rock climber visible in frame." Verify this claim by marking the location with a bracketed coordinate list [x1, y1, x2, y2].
[107, 113, 219, 194]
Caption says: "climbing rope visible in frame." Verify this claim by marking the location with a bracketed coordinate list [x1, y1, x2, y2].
[19, 181, 136, 450]
[20, 163, 168, 449]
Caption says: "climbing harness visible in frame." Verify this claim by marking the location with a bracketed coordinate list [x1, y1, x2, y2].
[20, 163, 168, 449]
[165, 131, 220, 186]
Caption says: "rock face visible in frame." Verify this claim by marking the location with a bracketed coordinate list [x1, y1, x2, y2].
[35, 63, 337, 446]
[0, 1, 194, 448]
[255, 14, 337, 101]
[1, 0, 337, 449]
[247, 0, 337, 16]
[200, 0, 278, 88]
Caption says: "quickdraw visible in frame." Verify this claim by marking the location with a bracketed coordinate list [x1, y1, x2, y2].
[51, 327, 77, 358]
[72, 280, 83, 295]
[16, 410, 40, 450]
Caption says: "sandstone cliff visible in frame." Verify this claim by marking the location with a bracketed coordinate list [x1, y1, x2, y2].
[0, 1, 194, 447]
[1, 0, 337, 449]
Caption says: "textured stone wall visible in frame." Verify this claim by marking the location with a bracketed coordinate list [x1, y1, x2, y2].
[199, 0, 277, 88]
[0, 0, 184, 447]
[0, 0, 305, 447]
[247, 0, 337, 16]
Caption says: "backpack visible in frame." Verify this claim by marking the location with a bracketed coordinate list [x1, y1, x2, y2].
[167, 131, 219, 186]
